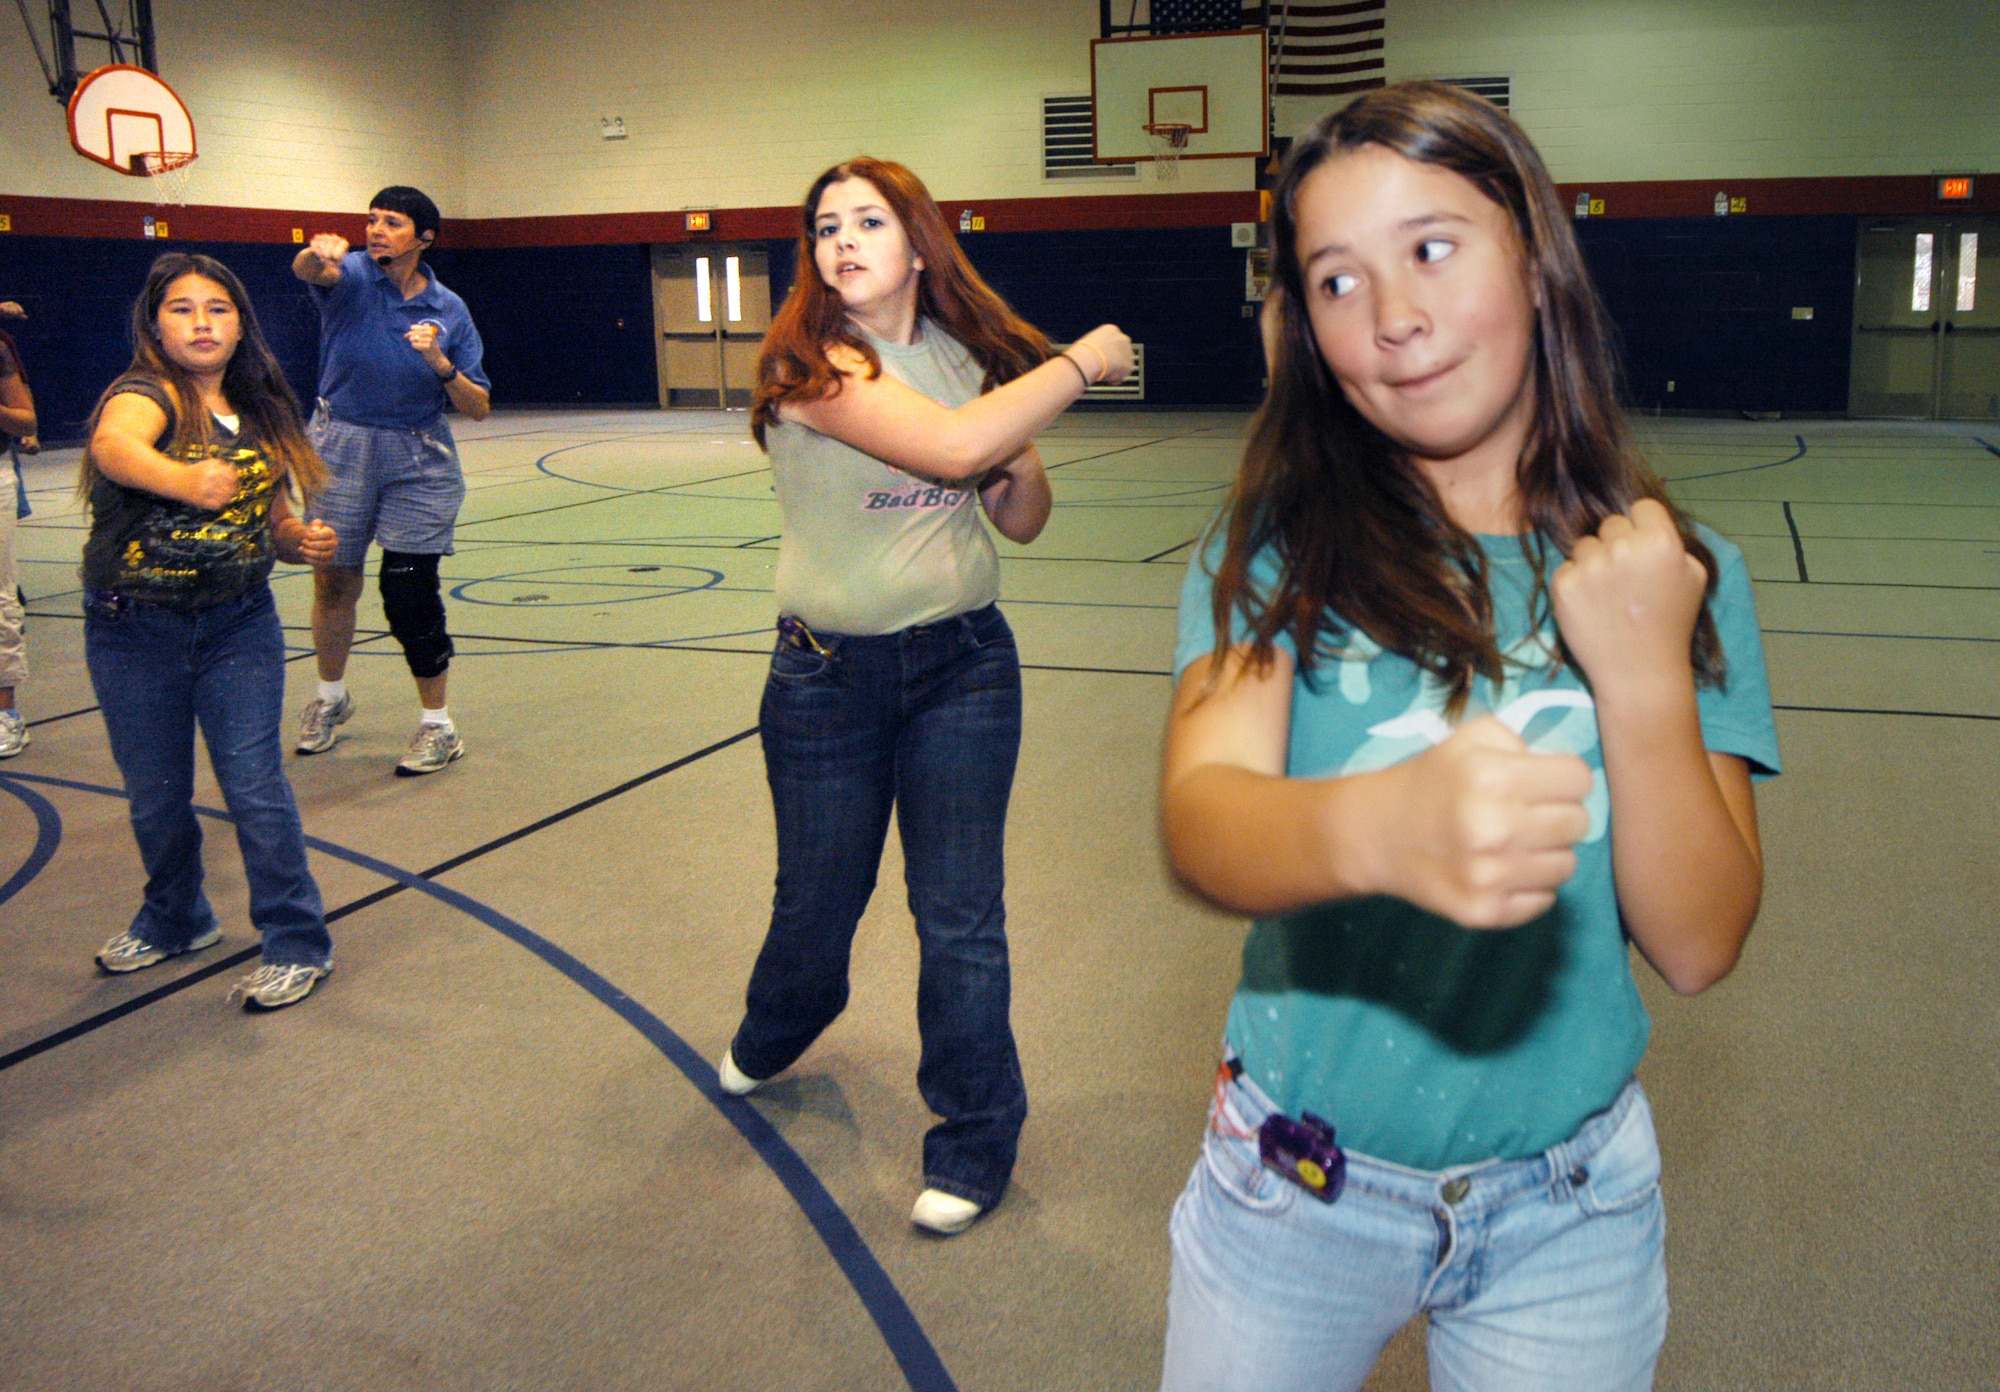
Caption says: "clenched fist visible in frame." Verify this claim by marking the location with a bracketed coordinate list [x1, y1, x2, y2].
[309, 233, 348, 269]
[1370, 716, 1594, 929]
[179, 458, 241, 511]
[1551, 498, 1707, 695]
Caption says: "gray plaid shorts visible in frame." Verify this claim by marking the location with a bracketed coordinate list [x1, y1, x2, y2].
[305, 405, 467, 569]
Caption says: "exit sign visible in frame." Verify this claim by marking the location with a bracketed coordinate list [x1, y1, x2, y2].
[685, 211, 711, 231]
[1938, 176, 1974, 202]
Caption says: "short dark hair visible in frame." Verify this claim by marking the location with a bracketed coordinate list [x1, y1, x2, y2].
[369, 186, 441, 244]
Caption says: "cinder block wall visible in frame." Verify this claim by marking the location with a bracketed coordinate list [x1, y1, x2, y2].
[1364, 0, 2000, 181]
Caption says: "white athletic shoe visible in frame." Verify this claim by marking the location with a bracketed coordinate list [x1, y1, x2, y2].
[227, 961, 332, 1011]
[717, 1047, 768, 1097]
[911, 1189, 983, 1236]
[0, 709, 26, 759]
[295, 692, 353, 754]
[396, 722, 464, 776]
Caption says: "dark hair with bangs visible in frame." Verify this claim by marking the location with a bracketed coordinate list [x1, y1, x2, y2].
[1210, 81, 1722, 711]
[79, 252, 326, 500]
[750, 156, 1051, 448]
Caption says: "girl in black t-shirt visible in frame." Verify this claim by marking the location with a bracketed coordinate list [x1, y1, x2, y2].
[81, 253, 341, 1010]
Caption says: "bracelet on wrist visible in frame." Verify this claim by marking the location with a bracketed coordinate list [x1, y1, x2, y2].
[436, 364, 459, 383]
[1059, 353, 1093, 390]
[1070, 339, 1109, 384]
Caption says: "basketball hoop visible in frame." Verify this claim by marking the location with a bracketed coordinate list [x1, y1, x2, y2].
[134, 150, 197, 206]
[1143, 122, 1193, 181]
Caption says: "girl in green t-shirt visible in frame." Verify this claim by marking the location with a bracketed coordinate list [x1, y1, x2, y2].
[1158, 84, 1777, 1390]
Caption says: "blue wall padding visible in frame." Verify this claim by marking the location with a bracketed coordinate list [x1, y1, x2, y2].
[1577, 216, 1857, 414]
[2, 216, 1862, 437]
[427, 244, 657, 407]
[0, 236, 320, 440]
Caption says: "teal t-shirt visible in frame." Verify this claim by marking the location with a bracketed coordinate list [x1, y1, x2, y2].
[1175, 522, 1781, 1170]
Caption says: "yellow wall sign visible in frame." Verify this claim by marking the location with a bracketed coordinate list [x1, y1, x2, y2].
[292, 228, 304, 242]
[0, 214, 10, 233]
[1729, 196, 1748, 215]
[685, 211, 711, 231]
[1589, 198, 1605, 216]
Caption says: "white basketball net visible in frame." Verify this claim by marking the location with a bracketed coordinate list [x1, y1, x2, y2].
[1144, 123, 1191, 182]
[137, 151, 197, 207]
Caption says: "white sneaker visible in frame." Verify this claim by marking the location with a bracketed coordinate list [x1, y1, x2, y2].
[910, 1188, 983, 1236]
[395, 722, 464, 776]
[0, 709, 26, 758]
[227, 961, 332, 1010]
[96, 924, 223, 974]
[295, 692, 353, 754]
[717, 1047, 767, 1097]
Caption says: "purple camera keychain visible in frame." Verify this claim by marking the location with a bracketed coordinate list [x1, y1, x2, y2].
[1259, 1110, 1347, 1204]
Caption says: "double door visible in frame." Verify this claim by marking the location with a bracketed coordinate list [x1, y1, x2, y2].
[1849, 217, 2000, 418]
[652, 243, 771, 409]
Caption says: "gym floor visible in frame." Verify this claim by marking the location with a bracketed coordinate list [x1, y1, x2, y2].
[1, 409, 1994, 1390]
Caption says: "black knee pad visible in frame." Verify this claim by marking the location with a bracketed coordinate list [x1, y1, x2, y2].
[378, 550, 454, 679]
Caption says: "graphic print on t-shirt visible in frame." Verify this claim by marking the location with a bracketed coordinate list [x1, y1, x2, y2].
[860, 478, 974, 513]
[114, 444, 277, 596]
[1332, 625, 1611, 842]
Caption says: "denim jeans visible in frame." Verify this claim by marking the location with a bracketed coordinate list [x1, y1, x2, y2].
[1161, 1061, 1668, 1392]
[84, 585, 332, 968]
[730, 603, 1027, 1209]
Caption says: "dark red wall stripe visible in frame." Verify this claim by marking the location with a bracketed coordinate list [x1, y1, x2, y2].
[0, 175, 1989, 248]
[1553, 175, 1997, 219]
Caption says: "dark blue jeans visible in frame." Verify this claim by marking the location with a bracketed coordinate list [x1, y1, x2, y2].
[84, 585, 331, 968]
[731, 603, 1028, 1209]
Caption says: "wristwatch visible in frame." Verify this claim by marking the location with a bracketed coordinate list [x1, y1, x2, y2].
[436, 363, 459, 383]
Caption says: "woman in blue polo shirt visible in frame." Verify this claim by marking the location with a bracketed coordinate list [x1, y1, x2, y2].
[289, 186, 492, 777]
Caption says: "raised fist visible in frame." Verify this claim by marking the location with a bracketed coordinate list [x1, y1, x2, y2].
[1071, 325, 1135, 386]
[309, 233, 349, 268]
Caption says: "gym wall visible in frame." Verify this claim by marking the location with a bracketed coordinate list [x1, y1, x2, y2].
[0, 0, 464, 211]
[1381, 0, 2000, 183]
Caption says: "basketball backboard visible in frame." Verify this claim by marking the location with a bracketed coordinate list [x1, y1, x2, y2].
[66, 64, 196, 175]
[1091, 29, 1268, 165]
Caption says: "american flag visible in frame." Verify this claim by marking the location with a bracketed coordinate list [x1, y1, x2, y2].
[1267, 0, 1386, 98]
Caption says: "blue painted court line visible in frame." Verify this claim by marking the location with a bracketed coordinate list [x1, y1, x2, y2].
[0, 775, 61, 909]
[0, 769, 960, 1392]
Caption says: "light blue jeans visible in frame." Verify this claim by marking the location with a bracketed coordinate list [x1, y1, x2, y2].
[1161, 1062, 1667, 1392]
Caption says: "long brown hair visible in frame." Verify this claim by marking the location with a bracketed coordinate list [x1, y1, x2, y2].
[750, 157, 1051, 447]
[79, 252, 326, 499]
[1210, 82, 1722, 711]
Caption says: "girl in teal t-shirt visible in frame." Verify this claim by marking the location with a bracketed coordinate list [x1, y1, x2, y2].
[1158, 85, 1779, 1391]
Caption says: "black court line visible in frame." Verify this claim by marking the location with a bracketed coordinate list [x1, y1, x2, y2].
[0, 769, 957, 1389]
[1973, 436, 1998, 459]
[1783, 502, 1810, 582]
[1668, 435, 1808, 483]
[1042, 429, 1230, 473]
[0, 725, 760, 1073]
[455, 465, 772, 530]
[736, 534, 781, 547]
[20, 632, 395, 730]
[1141, 538, 1197, 563]
[1764, 628, 2000, 645]
[1751, 577, 2000, 592]
[1773, 703, 2000, 723]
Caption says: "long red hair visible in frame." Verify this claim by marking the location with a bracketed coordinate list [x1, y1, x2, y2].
[750, 157, 1051, 448]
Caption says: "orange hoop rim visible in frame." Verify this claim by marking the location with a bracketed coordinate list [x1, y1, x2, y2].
[1142, 122, 1194, 149]
[134, 150, 197, 174]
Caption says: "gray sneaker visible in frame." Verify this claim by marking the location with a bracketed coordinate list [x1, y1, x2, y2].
[227, 960, 332, 1010]
[296, 692, 354, 754]
[0, 709, 26, 759]
[96, 924, 223, 974]
[396, 722, 464, 777]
